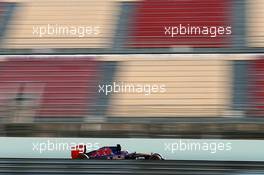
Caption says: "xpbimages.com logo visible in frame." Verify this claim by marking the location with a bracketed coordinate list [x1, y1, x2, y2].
[32, 140, 100, 154]
[164, 140, 232, 154]
[164, 24, 232, 38]
[98, 82, 166, 96]
[32, 24, 100, 37]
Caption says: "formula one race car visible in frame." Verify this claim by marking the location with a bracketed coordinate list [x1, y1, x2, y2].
[71, 144, 164, 160]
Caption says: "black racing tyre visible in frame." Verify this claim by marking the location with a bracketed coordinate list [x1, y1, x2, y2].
[149, 153, 163, 160]
[77, 153, 89, 159]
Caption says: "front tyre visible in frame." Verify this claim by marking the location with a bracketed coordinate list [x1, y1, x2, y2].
[149, 153, 163, 160]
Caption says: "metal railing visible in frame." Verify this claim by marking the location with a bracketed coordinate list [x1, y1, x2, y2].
[0, 159, 263, 174]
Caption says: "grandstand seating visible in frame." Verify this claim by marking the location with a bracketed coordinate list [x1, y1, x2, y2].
[247, 0, 264, 47]
[107, 57, 232, 117]
[0, 55, 263, 121]
[0, 4, 3, 15]
[0, 57, 100, 120]
[0, 2, 11, 40]
[249, 57, 264, 116]
[128, 0, 231, 48]
[2, 0, 119, 49]
[1, 0, 263, 51]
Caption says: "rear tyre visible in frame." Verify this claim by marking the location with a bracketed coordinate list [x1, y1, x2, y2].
[77, 153, 89, 159]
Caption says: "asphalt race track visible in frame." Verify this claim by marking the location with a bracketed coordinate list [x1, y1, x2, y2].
[0, 159, 264, 175]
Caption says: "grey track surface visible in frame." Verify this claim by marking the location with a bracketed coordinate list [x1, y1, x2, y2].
[0, 159, 264, 175]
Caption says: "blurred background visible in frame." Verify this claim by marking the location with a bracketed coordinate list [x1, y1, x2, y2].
[0, 0, 264, 174]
